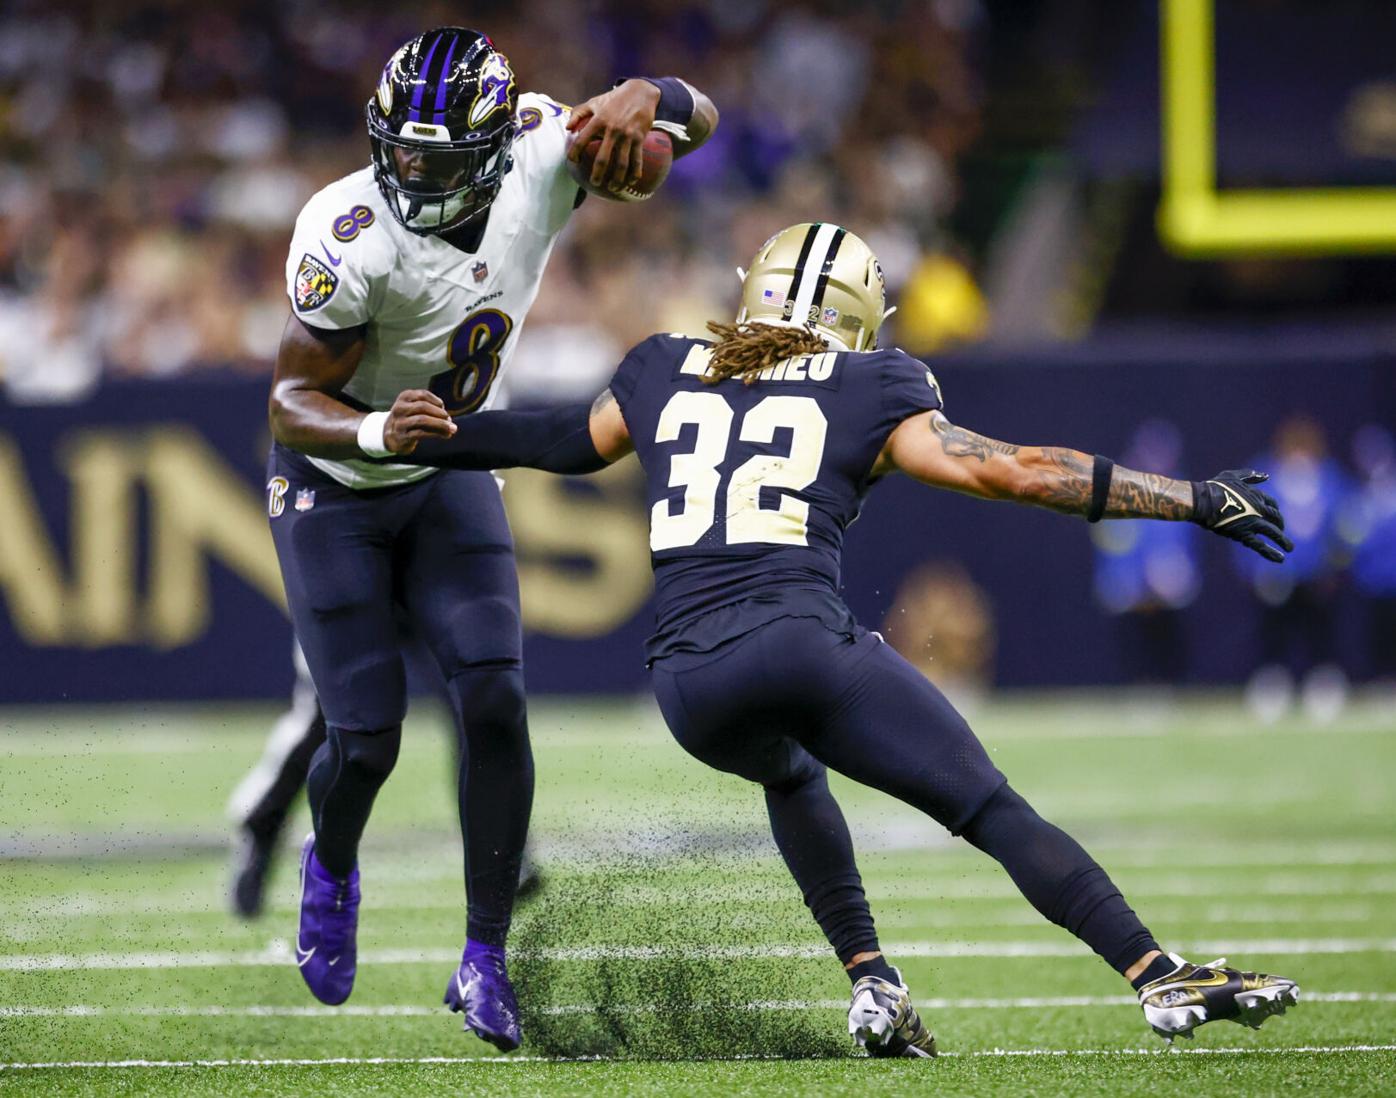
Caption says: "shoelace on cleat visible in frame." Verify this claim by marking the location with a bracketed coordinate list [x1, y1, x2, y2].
[327, 879, 356, 914]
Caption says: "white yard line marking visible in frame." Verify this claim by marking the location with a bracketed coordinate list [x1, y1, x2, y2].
[0, 742, 216, 757]
[949, 1044, 1396, 1059]
[10, 876, 1396, 920]
[1101, 850, 1396, 868]
[4, 903, 1381, 938]
[4, 700, 1389, 760]
[1, 991, 1392, 1019]
[4, 884, 1392, 923]
[0, 1005, 437, 1018]
[4, 1046, 1396, 1069]
[12, 869, 1396, 922]
[2, 937, 1393, 972]
[869, 876, 1396, 901]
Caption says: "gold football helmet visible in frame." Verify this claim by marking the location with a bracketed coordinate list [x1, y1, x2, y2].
[736, 222, 888, 351]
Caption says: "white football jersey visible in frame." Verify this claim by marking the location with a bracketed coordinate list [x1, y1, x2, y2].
[283, 92, 579, 488]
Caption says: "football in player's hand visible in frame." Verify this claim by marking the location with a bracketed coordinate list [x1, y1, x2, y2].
[567, 129, 673, 202]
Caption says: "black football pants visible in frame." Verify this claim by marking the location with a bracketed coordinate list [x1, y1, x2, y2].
[651, 616, 1159, 974]
[266, 444, 532, 947]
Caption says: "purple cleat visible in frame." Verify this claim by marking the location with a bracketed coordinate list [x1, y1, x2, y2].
[443, 941, 522, 1052]
[295, 833, 360, 1005]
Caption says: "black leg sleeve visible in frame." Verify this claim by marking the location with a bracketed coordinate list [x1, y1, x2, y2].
[764, 759, 880, 965]
[306, 723, 402, 879]
[448, 664, 534, 948]
[961, 783, 1160, 974]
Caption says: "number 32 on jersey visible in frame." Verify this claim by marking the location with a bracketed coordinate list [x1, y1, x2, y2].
[651, 391, 828, 551]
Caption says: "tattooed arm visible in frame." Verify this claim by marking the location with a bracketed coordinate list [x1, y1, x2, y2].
[586, 387, 635, 463]
[874, 411, 1195, 520]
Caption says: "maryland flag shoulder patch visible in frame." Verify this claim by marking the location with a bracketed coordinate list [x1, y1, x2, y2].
[294, 253, 339, 311]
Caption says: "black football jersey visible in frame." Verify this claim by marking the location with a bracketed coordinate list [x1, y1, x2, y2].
[608, 334, 944, 661]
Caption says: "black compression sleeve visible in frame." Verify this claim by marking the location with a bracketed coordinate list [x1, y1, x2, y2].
[396, 403, 608, 475]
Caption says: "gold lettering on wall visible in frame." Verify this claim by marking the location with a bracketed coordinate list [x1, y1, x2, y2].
[509, 463, 653, 637]
[0, 427, 285, 648]
[59, 431, 143, 645]
[0, 434, 71, 644]
[143, 427, 285, 648]
[0, 426, 654, 651]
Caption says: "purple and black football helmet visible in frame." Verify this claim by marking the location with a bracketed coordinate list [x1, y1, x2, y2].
[367, 28, 518, 234]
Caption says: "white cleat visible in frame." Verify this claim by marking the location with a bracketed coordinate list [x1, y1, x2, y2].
[1138, 953, 1300, 1042]
[848, 968, 937, 1058]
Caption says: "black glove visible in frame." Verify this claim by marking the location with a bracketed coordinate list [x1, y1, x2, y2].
[1190, 469, 1293, 563]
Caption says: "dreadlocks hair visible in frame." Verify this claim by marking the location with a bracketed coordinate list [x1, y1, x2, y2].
[703, 321, 830, 385]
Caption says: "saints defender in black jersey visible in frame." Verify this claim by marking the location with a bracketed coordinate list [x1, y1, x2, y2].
[377, 223, 1299, 1055]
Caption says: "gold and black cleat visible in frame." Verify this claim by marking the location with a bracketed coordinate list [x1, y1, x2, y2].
[1137, 953, 1300, 1042]
[847, 969, 938, 1058]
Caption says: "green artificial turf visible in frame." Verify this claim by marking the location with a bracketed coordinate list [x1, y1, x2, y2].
[1, 694, 1393, 1095]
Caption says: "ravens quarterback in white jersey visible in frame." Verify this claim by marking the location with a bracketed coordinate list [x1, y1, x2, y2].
[252, 26, 716, 1051]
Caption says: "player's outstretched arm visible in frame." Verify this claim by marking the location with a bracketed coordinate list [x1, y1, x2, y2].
[269, 315, 457, 460]
[391, 388, 634, 474]
[567, 77, 718, 190]
[883, 411, 1193, 517]
[879, 410, 1293, 562]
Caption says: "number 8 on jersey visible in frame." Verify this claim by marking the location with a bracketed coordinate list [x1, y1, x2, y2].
[432, 308, 514, 416]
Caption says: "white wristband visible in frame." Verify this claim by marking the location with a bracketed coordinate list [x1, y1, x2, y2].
[356, 411, 393, 458]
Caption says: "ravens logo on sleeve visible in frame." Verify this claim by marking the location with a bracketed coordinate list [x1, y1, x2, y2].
[294, 253, 340, 311]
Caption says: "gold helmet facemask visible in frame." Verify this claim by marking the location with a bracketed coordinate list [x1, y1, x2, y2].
[735, 222, 891, 352]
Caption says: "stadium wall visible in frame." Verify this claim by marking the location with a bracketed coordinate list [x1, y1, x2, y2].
[1, 345, 1390, 703]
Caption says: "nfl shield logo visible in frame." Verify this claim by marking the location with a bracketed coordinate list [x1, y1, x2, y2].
[822, 306, 840, 325]
[472, 261, 489, 283]
[295, 488, 316, 512]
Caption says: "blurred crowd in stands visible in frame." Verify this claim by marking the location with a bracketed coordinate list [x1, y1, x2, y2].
[0, 0, 991, 400]
[1091, 416, 1396, 711]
